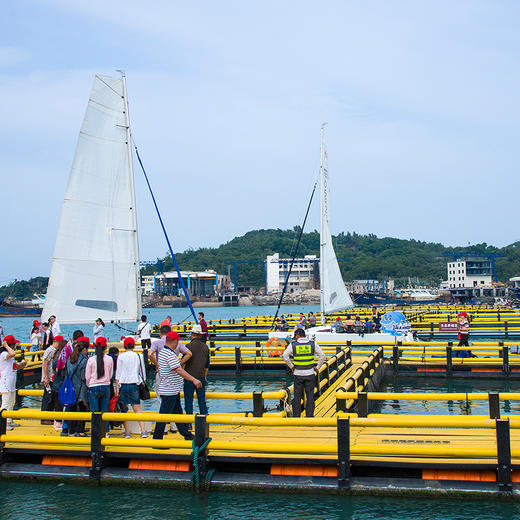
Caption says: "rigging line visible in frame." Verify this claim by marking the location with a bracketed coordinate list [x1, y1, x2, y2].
[270, 181, 318, 331]
[132, 141, 199, 324]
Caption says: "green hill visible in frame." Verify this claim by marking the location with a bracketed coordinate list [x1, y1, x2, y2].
[143, 229, 520, 288]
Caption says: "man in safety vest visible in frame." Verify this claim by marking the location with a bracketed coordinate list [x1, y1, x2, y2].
[282, 329, 326, 417]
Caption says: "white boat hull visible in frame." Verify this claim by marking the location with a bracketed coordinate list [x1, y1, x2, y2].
[268, 326, 415, 344]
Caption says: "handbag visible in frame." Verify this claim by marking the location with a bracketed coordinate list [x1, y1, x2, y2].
[137, 352, 151, 400]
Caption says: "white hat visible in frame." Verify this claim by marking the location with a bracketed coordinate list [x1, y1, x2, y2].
[191, 324, 203, 334]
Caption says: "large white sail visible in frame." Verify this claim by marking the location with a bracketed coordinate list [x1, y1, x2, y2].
[42, 73, 141, 324]
[319, 124, 354, 317]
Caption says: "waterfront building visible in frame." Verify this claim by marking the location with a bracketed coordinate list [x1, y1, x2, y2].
[141, 275, 155, 295]
[265, 253, 318, 294]
[144, 270, 231, 297]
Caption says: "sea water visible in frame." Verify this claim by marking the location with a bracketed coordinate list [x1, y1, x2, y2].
[2, 306, 519, 517]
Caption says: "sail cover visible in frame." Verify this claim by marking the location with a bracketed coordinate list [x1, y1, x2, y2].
[42, 74, 141, 324]
[320, 128, 354, 314]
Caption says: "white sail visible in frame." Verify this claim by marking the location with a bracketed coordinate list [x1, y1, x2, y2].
[42, 73, 141, 324]
[319, 124, 354, 317]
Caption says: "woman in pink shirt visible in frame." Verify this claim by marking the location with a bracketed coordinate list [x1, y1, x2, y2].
[85, 337, 113, 436]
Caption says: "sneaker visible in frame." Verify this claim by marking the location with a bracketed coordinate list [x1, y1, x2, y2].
[183, 433, 195, 441]
[60, 430, 69, 437]
[53, 421, 62, 431]
[141, 431, 149, 438]
[9, 422, 21, 428]
[6, 424, 13, 431]
[124, 433, 131, 439]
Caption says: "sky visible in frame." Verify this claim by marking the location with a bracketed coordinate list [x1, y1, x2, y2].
[1, 1, 519, 283]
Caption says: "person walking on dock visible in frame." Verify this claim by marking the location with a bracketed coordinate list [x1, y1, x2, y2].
[93, 318, 105, 340]
[48, 315, 61, 338]
[198, 312, 208, 342]
[0, 335, 26, 430]
[137, 315, 152, 365]
[152, 331, 202, 441]
[456, 312, 474, 358]
[282, 329, 325, 418]
[183, 325, 210, 416]
[115, 337, 149, 439]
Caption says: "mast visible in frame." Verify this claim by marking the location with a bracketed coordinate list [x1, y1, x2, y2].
[120, 70, 142, 319]
[319, 122, 327, 327]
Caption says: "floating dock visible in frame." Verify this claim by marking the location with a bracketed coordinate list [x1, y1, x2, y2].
[2, 340, 520, 497]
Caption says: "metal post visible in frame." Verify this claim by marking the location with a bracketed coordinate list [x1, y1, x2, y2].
[393, 346, 399, 374]
[90, 412, 105, 480]
[255, 341, 261, 359]
[496, 419, 512, 492]
[336, 345, 341, 355]
[489, 393, 500, 419]
[0, 408, 6, 465]
[502, 343, 509, 375]
[253, 391, 264, 417]
[209, 341, 215, 357]
[337, 417, 350, 489]
[194, 414, 210, 485]
[235, 347, 242, 375]
[505, 321, 509, 338]
[358, 392, 368, 418]
[346, 342, 352, 363]
[446, 343, 453, 376]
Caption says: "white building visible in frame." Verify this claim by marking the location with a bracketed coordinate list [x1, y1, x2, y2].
[141, 275, 155, 295]
[265, 253, 318, 294]
[447, 258, 492, 289]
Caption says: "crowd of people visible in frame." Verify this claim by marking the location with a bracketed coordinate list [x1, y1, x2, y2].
[274, 307, 383, 335]
[0, 313, 211, 441]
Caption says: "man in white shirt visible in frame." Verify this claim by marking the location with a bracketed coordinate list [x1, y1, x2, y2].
[48, 315, 61, 338]
[282, 329, 326, 418]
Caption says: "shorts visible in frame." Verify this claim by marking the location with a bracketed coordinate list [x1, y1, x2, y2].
[141, 339, 151, 349]
[119, 383, 140, 405]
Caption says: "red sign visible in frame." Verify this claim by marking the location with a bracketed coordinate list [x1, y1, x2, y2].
[438, 322, 459, 332]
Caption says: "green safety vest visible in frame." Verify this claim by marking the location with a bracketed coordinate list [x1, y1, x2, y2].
[291, 340, 315, 369]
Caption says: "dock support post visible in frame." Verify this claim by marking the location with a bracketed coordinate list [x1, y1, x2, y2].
[501, 343, 509, 375]
[337, 417, 350, 489]
[210, 341, 215, 357]
[358, 392, 368, 418]
[496, 419, 512, 492]
[489, 393, 501, 419]
[90, 412, 105, 481]
[393, 346, 399, 374]
[505, 321, 509, 338]
[194, 414, 210, 487]
[235, 347, 242, 375]
[253, 392, 264, 417]
[336, 345, 341, 355]
[255, 341, 261, 359]
[0, 409, 6, 465]
[446, 343, 453, 376]
[346, 342, 352, 364]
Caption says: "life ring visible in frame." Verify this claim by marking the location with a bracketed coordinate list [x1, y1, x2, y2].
[266, 337, 282, 357]
[266, 337, 279, 349]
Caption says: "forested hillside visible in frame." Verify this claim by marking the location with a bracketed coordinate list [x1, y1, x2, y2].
[142, 229, 520, 288]
[4, 231, 518, 297]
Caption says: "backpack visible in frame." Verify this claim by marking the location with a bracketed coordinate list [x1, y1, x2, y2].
[58, 362, 80, 406]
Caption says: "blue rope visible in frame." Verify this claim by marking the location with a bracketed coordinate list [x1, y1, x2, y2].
[134, 144, 198, 324]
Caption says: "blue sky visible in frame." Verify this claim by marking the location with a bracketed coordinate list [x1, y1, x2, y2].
[1, 1, 519, 283]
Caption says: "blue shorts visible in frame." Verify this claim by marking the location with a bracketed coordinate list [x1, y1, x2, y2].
[119, 384, 140, 405]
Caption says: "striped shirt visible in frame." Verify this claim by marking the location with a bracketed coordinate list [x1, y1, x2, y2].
[157, 345, 183, 395]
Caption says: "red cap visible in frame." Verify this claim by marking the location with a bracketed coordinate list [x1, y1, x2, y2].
[458, 312, 468, 317]
[76, 336, 90, 344]
[3, 334, 19, 345]
[165, 331, 179, 341]
[53, 335, 64, 342]
[95, 337, 107, 347]
[336, 317, 341, 321]
[33, 320, 40, 326]
[123, 337, 135, 347]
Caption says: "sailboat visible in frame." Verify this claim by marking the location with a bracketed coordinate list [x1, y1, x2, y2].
[41, 73, 141, 324]
[269, 125, 415, 343]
